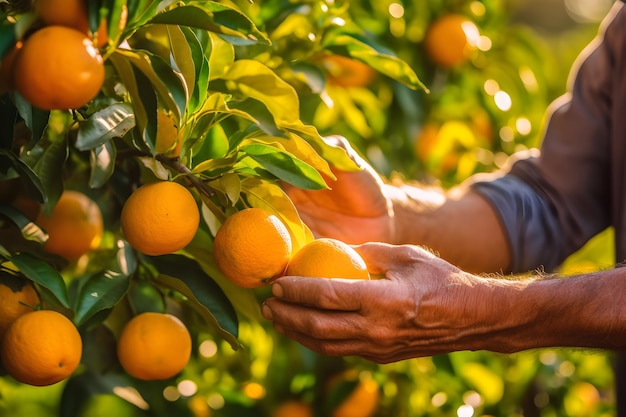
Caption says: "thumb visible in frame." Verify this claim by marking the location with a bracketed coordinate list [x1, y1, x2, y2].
[354, 242, 438, 276]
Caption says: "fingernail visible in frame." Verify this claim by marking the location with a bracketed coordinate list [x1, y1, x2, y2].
[261, 303, 273, 321]
[272, 282, 284, 297]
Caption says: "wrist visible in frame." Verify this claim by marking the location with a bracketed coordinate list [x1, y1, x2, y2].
[477, 271, 626, 352]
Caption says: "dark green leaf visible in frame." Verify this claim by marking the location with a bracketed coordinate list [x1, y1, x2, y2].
[89, 141, 117, 189]
[76, 103, 135, 151]
[128, 280, 166, 315]
[72, 243, 137, 327]
[148, 254, 240, 349]
[241, 143, 327, 190]
[0, 204, 47, 243]
[13, 94, 50, 150]
[10, 252, 70, 308]
[149, 3, 269, 45]
[20, 137, 68, 213]
[0, 96, 17, 150]
[0, 22, 16, 59]
[0, 149, 46, 203]
[72, 268, 132, 327]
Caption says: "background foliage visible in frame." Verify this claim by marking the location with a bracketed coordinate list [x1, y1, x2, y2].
[0, 0, 618, 416]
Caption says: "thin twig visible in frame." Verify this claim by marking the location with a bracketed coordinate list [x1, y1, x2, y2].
[155, 154, 217, 198]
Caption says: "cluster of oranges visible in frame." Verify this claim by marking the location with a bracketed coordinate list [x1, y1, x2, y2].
[0, 274, 192, 385]
[1, 180, 200, 387]
[212, 207, 370, 289]
[0, 0, 111, 110]
[0, 276, 81, 386]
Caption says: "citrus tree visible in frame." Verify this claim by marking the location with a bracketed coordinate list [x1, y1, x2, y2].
[0, 0, 617, 416]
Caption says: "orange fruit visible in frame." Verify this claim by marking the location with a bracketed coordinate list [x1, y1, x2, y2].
[120, 181, 200, 256]
[13, 26, 105, 110]
[35, 0, 110, 47]
[414, 123, 440, 162]
[286, 238, 370, 280]
[116, 312, 192, 381]
[155, 110, 182, 157]
[0, 276, 39, 341]
[36, 190, 104, 260]
[0, 42, 22, 93]
[1, 309, 82, 386]
[320, 55, 377, 88]
[328, 372, 380, 417]
[274, 400, 313, 417]
[212, 208, 293, 288]
[424, 14, 480, 68]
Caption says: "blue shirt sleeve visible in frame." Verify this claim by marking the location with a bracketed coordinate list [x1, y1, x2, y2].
[472, 176, 567, 273]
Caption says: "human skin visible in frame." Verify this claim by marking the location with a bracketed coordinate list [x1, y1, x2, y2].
[262, 137, 626, 362]
[263, 242, 626, 363]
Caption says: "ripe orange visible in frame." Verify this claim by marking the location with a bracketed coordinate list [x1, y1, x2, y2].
[0, 42, 22, 93]
[36, 190, 104, 260]
[212, 208, 293, 288]
[116, 312, 192, 381]
[13, 26, 105, 110]
[1, 309, 82, 386]
[320, 55, 377, 88]
[155, 110, 182, 157]
[35, 0, 110, 47]
[274, 400, 313, 417]
[286, 238, 370, 280]
[0, 276, 39, 341]
[424, 14, 480, 68]
[120, 181, 200, 256]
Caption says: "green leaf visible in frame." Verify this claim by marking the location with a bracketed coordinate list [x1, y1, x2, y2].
[167, 25, 196, 105]
[13, 94, 50, 150]
[148, 253, 240, 349]
[0, 22, 16, 59]
[72, 243, 137, 327]
[19, 137, 68, 211]
[10, 252, 70, 308]
[0, 95, 17, 151]
[218, 59, 301, 126]
[72, 269, 131, 328]
[0, 149, 46, 203]
[76, 103, 135, 151]
[148, 3, 269, 46]
[324, 32, 428, 92]
[113, 48, 187, 123]
[0, 204, 46, 243]
[241, 143, 327, 190]
[244, 133, 334, 178]
[207, 32, 234, 80]
[108, 52, 150, 149]
[89, 141, 117, 189]
[128, 280, 166, 315]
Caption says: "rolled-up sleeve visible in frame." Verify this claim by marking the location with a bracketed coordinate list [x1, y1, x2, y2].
[470, 3, 626, 273]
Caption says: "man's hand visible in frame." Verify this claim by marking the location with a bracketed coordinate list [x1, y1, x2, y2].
[263, 242, 626, 362]
[285, 135, 396, 244]
[262, 242, 507, 363]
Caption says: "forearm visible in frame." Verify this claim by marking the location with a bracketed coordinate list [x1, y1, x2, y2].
[386, 183, 511, 273]
[470, 269, 626, 352]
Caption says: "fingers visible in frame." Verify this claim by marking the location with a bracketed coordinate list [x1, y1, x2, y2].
[262, 297, 366, 339]
[268, 276, 369, 311]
